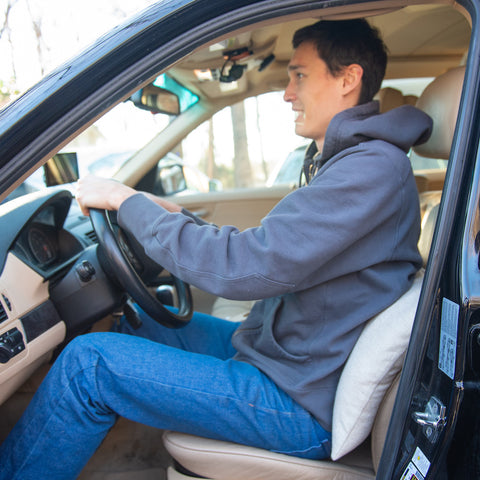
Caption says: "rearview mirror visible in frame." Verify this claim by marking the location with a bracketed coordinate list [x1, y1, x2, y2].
[129, 85, 180, 115]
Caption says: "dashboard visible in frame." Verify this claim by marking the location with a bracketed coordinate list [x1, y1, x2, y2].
[0, 188, 124, 405]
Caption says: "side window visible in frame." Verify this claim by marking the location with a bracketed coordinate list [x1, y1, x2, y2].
[179, 92, 308, 192]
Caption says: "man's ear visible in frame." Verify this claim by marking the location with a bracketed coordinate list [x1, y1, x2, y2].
[342, 64, 363, 97]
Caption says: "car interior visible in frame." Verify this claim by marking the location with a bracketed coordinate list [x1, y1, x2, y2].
[0, 1, 472, 479]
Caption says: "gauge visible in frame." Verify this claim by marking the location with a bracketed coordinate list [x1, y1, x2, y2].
[27, 226, 57, 266]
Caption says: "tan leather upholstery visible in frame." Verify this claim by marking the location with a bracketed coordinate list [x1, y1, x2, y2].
[370, 375, 400, 470]
[414, 66, 464, 159]
[415, 66, 465, 265]
[374, 87, 418, 113]
[164, 431, 375, 480]
[418, 192, 441, 266]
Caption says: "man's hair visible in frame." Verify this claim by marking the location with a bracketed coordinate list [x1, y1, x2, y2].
[292, 19, 387, 104]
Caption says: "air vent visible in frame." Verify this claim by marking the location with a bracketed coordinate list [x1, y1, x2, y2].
[0, 302, 7, 324]
[2, 294, 11, 311]
[85, 230, 98, 243]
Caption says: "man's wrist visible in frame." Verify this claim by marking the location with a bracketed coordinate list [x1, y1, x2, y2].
[112, 185, 137, 210]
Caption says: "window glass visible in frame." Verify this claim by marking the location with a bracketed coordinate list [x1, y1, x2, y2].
[180, 92, 308, 190]
[72, 101, 171, 177]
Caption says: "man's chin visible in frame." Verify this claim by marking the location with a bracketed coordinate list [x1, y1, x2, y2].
[295, 125, 309, 138]
[294, 123, 304, 132]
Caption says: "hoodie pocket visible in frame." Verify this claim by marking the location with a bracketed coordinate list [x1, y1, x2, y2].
[236, 296, 310, 363]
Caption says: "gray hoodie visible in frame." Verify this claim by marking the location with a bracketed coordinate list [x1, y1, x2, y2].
[118, 101, 432, 431]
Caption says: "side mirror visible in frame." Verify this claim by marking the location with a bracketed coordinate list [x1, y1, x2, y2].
[158, 164, 187, 195]
[44, 152, 79, 186]
[208, 179, 223, 192]
[129, 85, 180, 115]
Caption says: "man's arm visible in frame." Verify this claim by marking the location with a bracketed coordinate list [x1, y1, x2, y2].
[76, 175, 209, 226]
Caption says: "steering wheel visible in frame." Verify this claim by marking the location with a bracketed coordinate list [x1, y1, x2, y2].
[89, 208, 193, 328]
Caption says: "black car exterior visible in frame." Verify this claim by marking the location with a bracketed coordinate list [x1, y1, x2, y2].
[0, 0, 479, 478]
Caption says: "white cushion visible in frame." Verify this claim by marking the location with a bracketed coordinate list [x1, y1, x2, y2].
[211, 298, 254, 321]
[331, 271, 424, 460]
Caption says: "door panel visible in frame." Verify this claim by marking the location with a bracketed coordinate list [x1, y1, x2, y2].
[175, 185, 294, 230]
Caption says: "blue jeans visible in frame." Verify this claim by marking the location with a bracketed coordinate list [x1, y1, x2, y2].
[0, 309, 331, 479]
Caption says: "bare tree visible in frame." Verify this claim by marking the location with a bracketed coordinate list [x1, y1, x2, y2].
[25, 0, 46, 76]
[0, 0, 18, 39]
[0, 0, 19, 81]
[231, 101, 253, 188]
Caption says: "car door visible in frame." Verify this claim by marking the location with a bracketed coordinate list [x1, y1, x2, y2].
[377, 4, 480, 476]
[176, 184, 294, 230]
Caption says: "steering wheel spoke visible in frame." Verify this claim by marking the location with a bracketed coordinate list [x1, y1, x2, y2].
[90, 208, 193, 328]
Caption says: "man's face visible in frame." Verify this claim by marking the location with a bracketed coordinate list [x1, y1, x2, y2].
[284, 41, 355, 150]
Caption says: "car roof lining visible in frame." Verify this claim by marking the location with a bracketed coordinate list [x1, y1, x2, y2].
[167, 2, 470, 103]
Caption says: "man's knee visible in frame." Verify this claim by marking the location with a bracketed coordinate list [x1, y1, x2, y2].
[52, 333, 122, 414]
[56, 332, 120, 379]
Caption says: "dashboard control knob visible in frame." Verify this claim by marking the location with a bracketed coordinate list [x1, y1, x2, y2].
[76, 260, 96, 282]
[0, 328, 25, 364]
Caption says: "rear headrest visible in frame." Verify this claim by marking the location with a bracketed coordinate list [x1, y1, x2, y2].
[374, 87, 418, 113]
[375, 87, 405, 112]
[414, 66, 465, 159]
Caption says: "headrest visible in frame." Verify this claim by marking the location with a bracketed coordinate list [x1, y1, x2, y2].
[374, 87, 419, 114]
[374, 87, 406, 113]
[414, 67, 465, 159]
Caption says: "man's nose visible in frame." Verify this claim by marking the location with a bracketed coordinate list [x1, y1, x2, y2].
[283, 81, 295, 102]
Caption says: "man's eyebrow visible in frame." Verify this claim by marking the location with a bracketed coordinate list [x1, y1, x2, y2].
[287, 64, 305, 72]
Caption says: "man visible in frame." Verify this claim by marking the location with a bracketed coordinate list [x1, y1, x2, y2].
[0, 18, 432, 479]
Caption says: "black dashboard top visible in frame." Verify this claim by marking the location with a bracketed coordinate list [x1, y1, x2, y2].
[0, 189, 72, 274]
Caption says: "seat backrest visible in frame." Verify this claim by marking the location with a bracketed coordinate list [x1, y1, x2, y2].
[414, 66, 465, 160]
[418, 192, 441, 266]
[414, 66, 465, 267]
[371, 373, 400, 470]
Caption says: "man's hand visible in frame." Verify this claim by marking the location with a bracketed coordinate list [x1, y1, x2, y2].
[76, 175, 183, 216]
[76, 175, 137, 216]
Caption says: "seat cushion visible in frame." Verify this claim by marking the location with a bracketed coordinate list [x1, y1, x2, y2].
[164, 431, 375, 480]
[331, 271, 424, 460]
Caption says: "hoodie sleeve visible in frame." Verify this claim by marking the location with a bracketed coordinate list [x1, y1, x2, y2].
[117, 137, 420, 301]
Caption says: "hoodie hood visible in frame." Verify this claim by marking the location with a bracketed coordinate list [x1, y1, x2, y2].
[303, 101, 433, 183]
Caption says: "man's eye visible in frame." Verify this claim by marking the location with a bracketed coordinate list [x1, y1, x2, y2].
[296, 73, 305, 79]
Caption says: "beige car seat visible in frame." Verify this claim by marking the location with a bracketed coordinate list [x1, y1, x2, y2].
[163, 66, 465, 480]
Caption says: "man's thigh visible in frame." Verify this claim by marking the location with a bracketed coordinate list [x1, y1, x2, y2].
[115, 307, 239, 360]
[76, 332, 330, 459]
